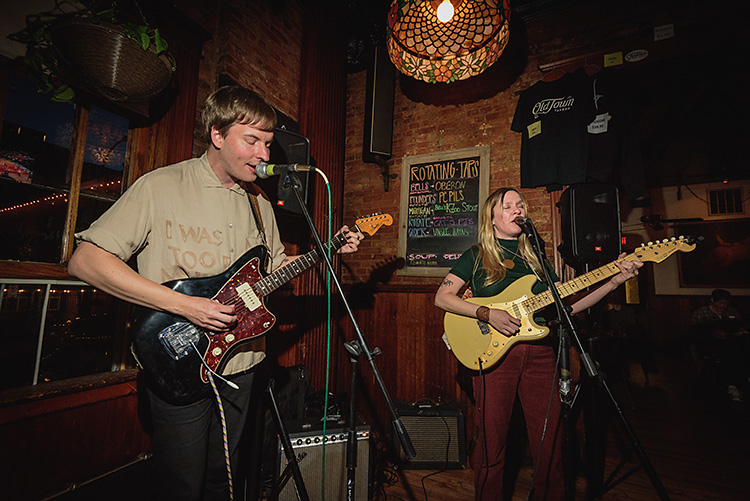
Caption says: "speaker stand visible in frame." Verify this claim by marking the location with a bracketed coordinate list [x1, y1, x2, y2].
[264, 379, 310, 501]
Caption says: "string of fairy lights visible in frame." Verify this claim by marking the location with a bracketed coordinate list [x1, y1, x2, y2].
[0, 179, 121, 215]
[1, 286, 96, 295]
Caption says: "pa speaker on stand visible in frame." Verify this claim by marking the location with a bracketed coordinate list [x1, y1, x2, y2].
[557, 183, 622, 267]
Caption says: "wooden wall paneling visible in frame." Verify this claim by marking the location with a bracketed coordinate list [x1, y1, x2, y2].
[126, 8, 204, 184]
[349, 290, 403, 434]
[340, 288, 479, 450]
[291, 4, 349, 391]
[0, 375, 151, 500]
[162, 39, 202, 167]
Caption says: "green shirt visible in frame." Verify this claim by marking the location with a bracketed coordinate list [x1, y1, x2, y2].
[449, 238, 559, 298]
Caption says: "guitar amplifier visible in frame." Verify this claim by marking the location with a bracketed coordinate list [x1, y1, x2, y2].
[276, 420, 371, 501]
[395, 400, 467, 469]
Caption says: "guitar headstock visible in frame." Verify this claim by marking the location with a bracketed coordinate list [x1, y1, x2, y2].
[630, 235, 701, 263]
[355, 213, 394, 236]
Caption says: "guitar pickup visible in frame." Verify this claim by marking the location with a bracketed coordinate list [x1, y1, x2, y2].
[236, 282, 261, 311]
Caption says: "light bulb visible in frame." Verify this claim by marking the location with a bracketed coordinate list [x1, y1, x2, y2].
[436, 0, 454, 22]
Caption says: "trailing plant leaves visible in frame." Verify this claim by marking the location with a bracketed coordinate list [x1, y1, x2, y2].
[52, 85, 75, 102]
[8, 0, 176, 103]
[153, 29, 168, 54]
[138, 32, 150, 50]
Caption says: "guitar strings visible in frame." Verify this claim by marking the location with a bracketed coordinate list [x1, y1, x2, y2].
[164, 229, 356, 352]
[519, 259, 622, 313]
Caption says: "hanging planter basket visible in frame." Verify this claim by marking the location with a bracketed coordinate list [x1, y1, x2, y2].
[50, 19, 173, 103]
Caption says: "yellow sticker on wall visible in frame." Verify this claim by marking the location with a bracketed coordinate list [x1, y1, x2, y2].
[604, 52, 623, 67]
[528, 121, 541, 138]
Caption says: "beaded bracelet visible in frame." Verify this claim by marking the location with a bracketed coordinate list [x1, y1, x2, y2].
[476, 306, 490, 323]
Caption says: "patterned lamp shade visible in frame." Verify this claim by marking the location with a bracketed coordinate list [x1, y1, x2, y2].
[387, 0, 510, 84]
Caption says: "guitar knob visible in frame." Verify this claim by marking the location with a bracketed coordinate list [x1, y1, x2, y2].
[492, 341, 499, 347]
[212, 347, 222, 356]
[670, 237, 676, 241]
[226, 334, 235, 342]
[647, 241, 653, 245]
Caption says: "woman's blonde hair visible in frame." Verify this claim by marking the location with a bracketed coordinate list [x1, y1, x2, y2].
[475, 187, 543, 286]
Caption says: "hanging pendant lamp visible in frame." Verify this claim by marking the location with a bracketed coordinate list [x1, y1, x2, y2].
[386, 0, 510, 84]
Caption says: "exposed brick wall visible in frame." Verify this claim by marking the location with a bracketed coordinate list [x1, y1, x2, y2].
[342, 64, 555, 286]
[193, 0, 304, 156]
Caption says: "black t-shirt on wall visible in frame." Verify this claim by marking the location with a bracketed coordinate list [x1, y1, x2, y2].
[511, 68, 596, 191]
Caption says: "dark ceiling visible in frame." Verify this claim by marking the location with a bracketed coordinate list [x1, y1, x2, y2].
[344, 0, 749, 189]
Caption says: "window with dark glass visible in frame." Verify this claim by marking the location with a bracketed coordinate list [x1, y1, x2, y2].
[0, 71, 132, 390]
[1, 72, 129, 262]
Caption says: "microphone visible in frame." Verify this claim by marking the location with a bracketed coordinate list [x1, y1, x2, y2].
[255, 161, 315, 179]
[514, 216, 532, 228]
[514, 216, 535, 238]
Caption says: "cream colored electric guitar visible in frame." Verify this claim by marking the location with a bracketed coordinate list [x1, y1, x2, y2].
[444, 236, 699, 370]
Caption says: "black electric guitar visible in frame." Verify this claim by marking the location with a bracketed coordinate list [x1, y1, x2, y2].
[444, 236, 699, 370]
[131, 213, 393, 404]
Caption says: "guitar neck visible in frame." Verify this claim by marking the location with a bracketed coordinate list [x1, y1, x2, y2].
[522, 255, 635, 314]
[252, 226, 355, 297]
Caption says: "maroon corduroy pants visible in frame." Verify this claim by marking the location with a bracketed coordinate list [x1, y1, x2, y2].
[472, 343, 564, 501]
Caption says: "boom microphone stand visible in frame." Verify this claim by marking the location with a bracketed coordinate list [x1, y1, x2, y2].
[283, 172, 416, 500]
[516, 217, 669, 501]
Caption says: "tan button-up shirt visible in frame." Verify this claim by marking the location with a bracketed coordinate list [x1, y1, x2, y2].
[76, 153, 287, 374]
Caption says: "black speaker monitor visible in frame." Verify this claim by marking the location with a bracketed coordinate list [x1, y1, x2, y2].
[394, 400, 467, 470]
[363, 44, 395, 163]
[557, 183, 622, 265]
[269, 127, 311, 215]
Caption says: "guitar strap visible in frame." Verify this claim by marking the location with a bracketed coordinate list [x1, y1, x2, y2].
[246, 190, 273, 271]
[247, 192, 266, 241]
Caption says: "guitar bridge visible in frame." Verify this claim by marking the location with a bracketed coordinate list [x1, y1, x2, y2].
[159, 321, 204, 360]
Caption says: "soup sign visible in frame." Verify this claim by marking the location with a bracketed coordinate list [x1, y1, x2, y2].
[398, 146, 490, 276]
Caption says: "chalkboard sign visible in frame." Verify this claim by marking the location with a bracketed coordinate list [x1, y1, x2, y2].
[398, 146, 490, 277]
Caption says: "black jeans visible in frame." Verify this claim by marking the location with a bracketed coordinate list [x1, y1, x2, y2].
[147, 370, 255, 501]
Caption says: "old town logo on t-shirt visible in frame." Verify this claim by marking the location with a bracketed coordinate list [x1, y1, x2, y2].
[531, 95, 575, 118]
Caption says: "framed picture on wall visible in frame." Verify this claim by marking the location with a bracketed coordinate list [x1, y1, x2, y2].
[676, 219, 750, 288]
